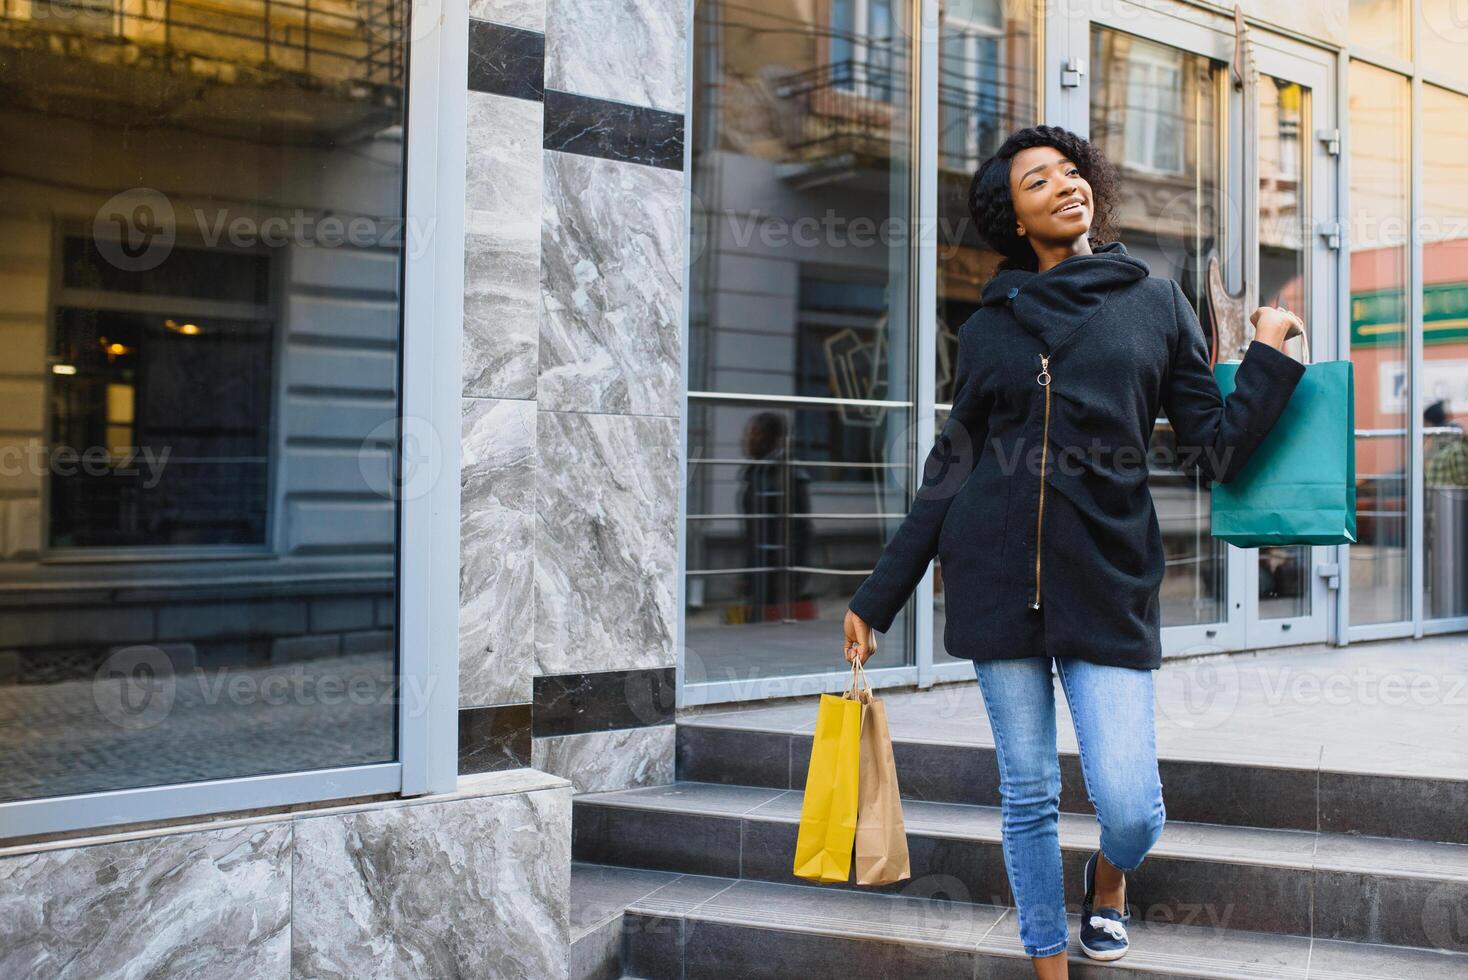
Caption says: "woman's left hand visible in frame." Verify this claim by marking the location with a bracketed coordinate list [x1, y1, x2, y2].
[1250, 306, 1305, 350]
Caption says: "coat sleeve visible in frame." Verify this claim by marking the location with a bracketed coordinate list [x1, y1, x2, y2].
[848, 321, 992, 633]
[1162, 277, 1306, 485]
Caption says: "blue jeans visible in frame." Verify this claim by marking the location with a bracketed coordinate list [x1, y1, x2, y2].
[971, 656, 1166, 958]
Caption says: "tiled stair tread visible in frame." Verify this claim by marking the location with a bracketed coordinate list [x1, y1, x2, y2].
[575, 780, 1468, 881]
[679, 713, 1468, 781]
[570, 863, 688, 941]
[612, 868, 1468, 980]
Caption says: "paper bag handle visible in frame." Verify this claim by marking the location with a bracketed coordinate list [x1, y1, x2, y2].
[845, 654, 873, 699]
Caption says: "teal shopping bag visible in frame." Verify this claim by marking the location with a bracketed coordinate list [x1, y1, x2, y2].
[1211, 356, 1357, 547]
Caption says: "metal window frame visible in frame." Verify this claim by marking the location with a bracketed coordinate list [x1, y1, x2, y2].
[0, 0, 464, 840]
[1343, 2, 1468, 642]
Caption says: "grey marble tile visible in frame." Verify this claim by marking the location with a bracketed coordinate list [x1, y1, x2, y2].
[464, 91, 542, 399]
[460, 396, 537, 707]
[469, 0, 544, 33]
[538, 150, 684, 416]
[292, 784, 571, 979]
[545, 0, 685, 113]
[534, 410, 678, 675]
[0, 822, 290, 980]
[534, 723, 675, 794]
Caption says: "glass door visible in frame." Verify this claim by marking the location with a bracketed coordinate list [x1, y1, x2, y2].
[1063, 1, 1339, 655]
[1240, 42, 1337, 648]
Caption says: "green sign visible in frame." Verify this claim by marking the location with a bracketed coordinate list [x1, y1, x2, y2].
[1351, 282, 1468, 347]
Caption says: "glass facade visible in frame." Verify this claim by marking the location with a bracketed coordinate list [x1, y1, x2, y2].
[677, 0, 1468, 702]
[931, 0, 1039, 664]
[1089, 26, 1226, 629]
[1420, 83, 1468, 620]
[0, 0, 409, 802]
[685, 0, 916, 683]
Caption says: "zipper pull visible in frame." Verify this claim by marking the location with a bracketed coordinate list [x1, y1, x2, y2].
[1036, 353, 1051, 386]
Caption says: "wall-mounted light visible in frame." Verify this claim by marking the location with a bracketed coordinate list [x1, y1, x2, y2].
[51, 364, 77, 375]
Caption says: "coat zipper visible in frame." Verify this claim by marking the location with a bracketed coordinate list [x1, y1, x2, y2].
[1030, 353, 1051, 610]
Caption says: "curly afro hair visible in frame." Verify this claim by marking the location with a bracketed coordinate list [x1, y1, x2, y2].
[967, 125, 1121, 272]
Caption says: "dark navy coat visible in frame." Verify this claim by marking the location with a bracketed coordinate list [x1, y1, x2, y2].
[848, 241, 1306, 670]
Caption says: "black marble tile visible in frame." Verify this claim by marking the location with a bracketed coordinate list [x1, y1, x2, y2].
[677, 724, 789, 788]
[1123, 853, 1312, 937]
[1312, 870, 1468, 951]
[467, 19, 544, 102]
[682, 920, 976, 980]
[1156, 758, 1317, 833]
[737, 816, 1011, 907]
[1319, 771, 1468, 844]
[622, 912, 683, 979]
[457, 702, 532, 774]
[544, 89, 684, 170]
[572, 802, 742, 878]
[534, 666, 675, 738]
[887, 739, 1004, 807]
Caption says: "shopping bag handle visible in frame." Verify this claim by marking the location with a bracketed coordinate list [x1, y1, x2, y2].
[1265, 307, 1309, 365]
[845, 654, 873, 699]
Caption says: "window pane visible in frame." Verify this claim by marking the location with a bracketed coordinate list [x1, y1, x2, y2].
[1349, 0, 1411, 62]
[1421, 1, 1468, 86]
[0, 1, 408, 802]
[1090, 25, 1227, 628]
[1421, 84, 1468, 620]
[1348, 60, 1412, 626]
[1257, 76, 1312, 621]
[932, 0, 1037, 664]
[688, 0, 914, 682]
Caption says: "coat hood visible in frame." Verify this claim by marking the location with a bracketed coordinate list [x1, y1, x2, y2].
[980, 240, 1151, 352]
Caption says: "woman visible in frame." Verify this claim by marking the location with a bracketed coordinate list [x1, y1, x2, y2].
[841, 126, 1305, 977]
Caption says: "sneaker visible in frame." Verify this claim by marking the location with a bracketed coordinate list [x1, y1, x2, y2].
[1079, 849, 1131, 961]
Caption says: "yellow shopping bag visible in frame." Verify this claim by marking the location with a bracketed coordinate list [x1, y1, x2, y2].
[792, 658, 867, 883]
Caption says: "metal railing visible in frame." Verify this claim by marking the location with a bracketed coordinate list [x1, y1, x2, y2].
[3, 0, 405, 87]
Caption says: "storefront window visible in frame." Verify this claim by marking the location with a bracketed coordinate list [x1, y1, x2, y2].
[1420, 83, 1468, 620]
[931, 0, 1038, 664]
[1090, 26, 1226, 628]
[1347, 60, 1413, 626]
[685, 0, 915, 685]
[1256, 76, 1312, 620]
[1421, 1, 1468, 87]
[0, 0, 408, 802]
[1349, 0, 1411, 62]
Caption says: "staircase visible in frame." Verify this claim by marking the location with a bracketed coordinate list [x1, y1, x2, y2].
[568, 709, 1468, 979]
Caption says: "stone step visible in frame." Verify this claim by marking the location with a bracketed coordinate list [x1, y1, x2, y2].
[571, 780, 1468, 955]
[570, 861, 1468, 979]
[676, 719, 1468, 845]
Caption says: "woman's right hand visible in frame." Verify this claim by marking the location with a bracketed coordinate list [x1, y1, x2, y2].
[844, 608, 876, 665]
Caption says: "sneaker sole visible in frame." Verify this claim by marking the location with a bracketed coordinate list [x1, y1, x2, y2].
[1079, 940, 1129, 961]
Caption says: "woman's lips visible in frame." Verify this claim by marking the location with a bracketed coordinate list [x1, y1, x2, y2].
[1054, 199, 1086, 216]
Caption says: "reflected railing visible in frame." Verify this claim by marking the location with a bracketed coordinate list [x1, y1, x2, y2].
[1, 0, 405, 85]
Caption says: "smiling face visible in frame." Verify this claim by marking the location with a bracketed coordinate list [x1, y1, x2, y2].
[1008, 144, 1093, 247]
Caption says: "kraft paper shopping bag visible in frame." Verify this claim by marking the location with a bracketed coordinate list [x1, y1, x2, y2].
[854, 681, 911, 886]
[792, 659, 864, 883]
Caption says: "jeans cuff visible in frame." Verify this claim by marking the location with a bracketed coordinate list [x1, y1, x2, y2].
[1027, 936, 1069, 958]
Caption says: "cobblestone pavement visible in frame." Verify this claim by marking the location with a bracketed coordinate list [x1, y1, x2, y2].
[0, 650, 401, 802]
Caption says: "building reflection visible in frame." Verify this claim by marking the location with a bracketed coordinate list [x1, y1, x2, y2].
[0, 0, 408, 800]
